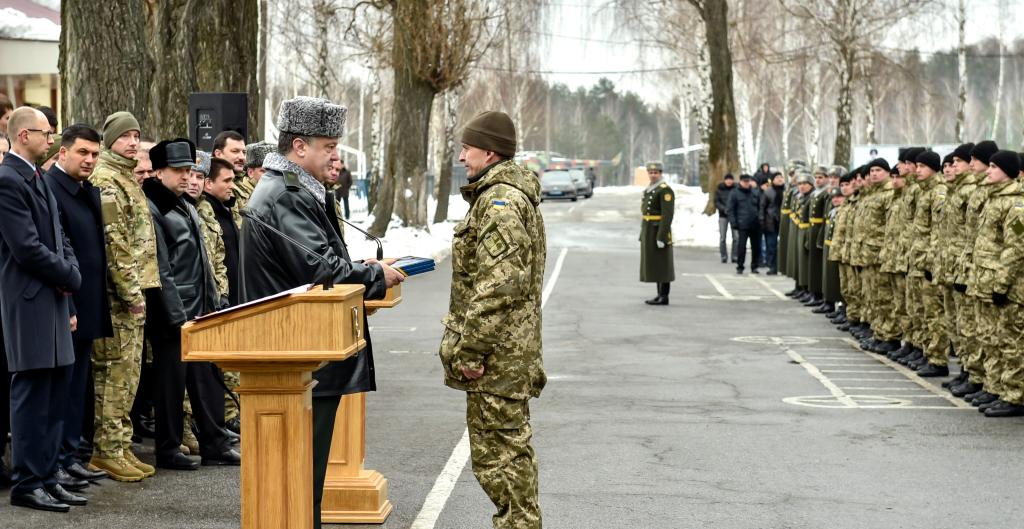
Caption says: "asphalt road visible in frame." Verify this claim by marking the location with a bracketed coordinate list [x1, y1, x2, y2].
[3, 189, 1022, 529]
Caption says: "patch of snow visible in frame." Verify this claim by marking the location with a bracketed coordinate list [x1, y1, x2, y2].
[344, 193, 470, 263]
[0, 8, 60, 41]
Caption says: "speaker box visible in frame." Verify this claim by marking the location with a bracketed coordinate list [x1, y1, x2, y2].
[188, 92, 248, 152]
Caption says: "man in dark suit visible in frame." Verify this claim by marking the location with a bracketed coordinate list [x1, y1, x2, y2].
[43, 124, 113, 485]
[0, 107, 85, 511]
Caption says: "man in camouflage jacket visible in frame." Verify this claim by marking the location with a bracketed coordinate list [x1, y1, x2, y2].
[440, 111, 545, 529]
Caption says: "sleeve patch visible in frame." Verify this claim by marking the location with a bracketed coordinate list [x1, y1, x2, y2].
[482, 228, 510, 257]
[1012, 219, 1024, 236]
[490, 199, 507, 209]
[101, 196, 119, 225]
[664, 193, 673, 202]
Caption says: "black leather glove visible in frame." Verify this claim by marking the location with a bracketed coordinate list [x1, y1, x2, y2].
[924, 270, 933, 282]
[953, 283, 967, 293]
[993, 292, 1009, 306]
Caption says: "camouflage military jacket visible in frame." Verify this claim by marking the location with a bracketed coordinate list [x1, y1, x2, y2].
[969, 179, 1022, 298]
[894, 179, 920, 273]
[440, 160, 547, 400]
[91, 149, 159, 312]
[934, 172, 977, 286]
[853, 182, 893, 268]
[954, 175, 995, 286]
[234, 171, 255, 210]
[829, 198, 853, 263]
[908, 176, 946, 278]
[1003, 202, 1024, 305]
[196, 197, 229, 299]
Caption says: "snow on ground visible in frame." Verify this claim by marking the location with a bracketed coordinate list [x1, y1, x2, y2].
[343, 193, 470, 263]
[0, 8, 60, 41]
[595, 184, 720, 248]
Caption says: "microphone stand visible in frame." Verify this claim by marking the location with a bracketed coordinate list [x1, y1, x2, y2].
[342, 219, 384, 260]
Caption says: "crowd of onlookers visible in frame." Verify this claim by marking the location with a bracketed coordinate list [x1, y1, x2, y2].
[714, 163, 787, 274]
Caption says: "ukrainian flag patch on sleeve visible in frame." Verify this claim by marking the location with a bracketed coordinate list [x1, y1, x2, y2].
[491, 199, 507, 209]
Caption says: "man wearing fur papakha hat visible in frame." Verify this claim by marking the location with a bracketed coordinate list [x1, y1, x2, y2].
[439, 110, 546, 529]
[239, 96, 404, 529]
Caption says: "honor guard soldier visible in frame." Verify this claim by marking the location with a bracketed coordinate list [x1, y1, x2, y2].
[640, 162, 674, 305]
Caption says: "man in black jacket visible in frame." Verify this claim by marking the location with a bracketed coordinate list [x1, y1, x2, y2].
[240, 96, 403, 529]
[142, 139, 239, 471]
[42, 124, 112, 486]
[715, 174, 737, 263]
[728, 174, 762, 275]
[759, 172, 785, 275]
[0, 107, 84, 511]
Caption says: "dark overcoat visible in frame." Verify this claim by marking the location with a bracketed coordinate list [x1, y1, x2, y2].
[0, 154, 81, 371]
[44, 165, 113, 341]
[240, 168, 386, 396]
[640, 181, 675, 283]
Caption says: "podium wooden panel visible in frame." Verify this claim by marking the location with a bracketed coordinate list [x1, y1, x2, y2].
[321, 283, 400, 524]
[181, 285, 366, 529]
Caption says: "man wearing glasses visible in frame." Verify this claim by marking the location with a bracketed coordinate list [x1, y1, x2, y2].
[0, 107, 83, 511]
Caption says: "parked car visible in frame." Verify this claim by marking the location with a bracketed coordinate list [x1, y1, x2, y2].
[540, 170, 578, 201]
[568, 169, 593, 198]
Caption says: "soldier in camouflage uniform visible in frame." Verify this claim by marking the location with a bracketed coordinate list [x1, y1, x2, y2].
[822, 186, 845, 312]
[440, 111, 545, 529]
[941, 144, 981, 396]
[986, 152, 1024, 417]
[830, 170, 859, 328]
[954, 141, 1000, 404]
[967, 150, 1022, 415]
[238, 141, 274, 209]
[89, 112, 159, 481]
[903, 151, 951, 376]
[853, 159, 898, 351]
[882, 148, 921, 360]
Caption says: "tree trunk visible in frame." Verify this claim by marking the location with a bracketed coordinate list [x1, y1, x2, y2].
[862, 60, 877, 145]
[991, 0, 1006, 140]
[367, 71, 383, 213]
[433, 88, 460, 224]
[370, 0, 437, 236]
[832, 46, 855, 167]
[698, 0, 740, 215]
[60, 0, 152, 131]
[257, 0, 268, 139]
[955, 0, 967, 143]
[192, 0, 260, 140]
[146, 1, 196, 140]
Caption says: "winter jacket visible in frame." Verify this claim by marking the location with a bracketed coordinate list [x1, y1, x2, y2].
[728, 185, 761, 231]
[758, 185, 782, 233]
[440, 159, 547, 400]
[715, 182, 735, 218]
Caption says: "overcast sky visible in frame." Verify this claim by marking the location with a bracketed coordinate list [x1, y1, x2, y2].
[538, 0, 1024, 106]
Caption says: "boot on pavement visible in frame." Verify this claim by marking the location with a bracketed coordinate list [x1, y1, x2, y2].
[90, 456, 145, 482]
[916, 363, 949, 377]
[124, 450, 156, 478]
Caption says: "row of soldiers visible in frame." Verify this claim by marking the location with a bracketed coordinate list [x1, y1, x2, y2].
[777, 142, 1024, 418]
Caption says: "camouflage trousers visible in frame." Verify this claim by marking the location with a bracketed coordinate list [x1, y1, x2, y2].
[467, 392, 541, 529]
[224, 371, 240, 421]
[941, 287, 959, 355]
[917, 278, 949, 366]
[840, 265, 862, 322]
[864, 268, 899, 341]
[955, 292, 984, 384]
[892, 273, 910, 341]
[92, 312, 144, 458]
[997, 302, 1024, 405]
[975, 300, 1005, 396]
[904, 274, 923, 346]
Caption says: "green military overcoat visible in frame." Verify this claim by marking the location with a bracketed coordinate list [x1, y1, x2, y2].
[640, 181, 675, 283]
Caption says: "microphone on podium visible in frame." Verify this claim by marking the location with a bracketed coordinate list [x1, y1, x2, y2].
[342, 219, 384, 260]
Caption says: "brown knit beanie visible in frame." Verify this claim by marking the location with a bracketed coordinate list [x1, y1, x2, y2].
[102, 111, 141, 149]
[460, 111, 517, 158]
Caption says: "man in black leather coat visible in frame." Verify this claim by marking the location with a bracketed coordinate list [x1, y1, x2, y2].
[142, 139, 240, 471]
[240, 96, 403, 529]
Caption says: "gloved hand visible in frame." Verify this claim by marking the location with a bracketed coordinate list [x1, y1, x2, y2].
[656, 241, 666, 249]
[993, 292, 1009, 306]
[924, 270, 933, 282]
[953, 283, 967, 293]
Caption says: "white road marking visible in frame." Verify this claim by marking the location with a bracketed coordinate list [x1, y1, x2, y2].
[839, 338, 971, 409]
[704, 273, 734, 299]
[751, 276, 788, 300]
[785, 348, 857, 407]
[410, 247, 569, 528]
[369, 326, 418, 333]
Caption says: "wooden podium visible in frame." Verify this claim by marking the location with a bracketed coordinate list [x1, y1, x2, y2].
[181, 285, 366, 529]
[320, 283, 401, 524]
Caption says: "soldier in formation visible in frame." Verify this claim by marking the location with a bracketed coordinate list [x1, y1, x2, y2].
[785, 143, 1024, 418]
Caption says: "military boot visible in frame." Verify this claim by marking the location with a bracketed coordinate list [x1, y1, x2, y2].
[812, 303, 834, 314]
[984, 402, 1024, 417]
[951, 381, 982, 397]
[90, 456, 145, 482]
[942, 370, 968, 389]
[978, 397, 1005, 412]
[970, 391, 998, 407]
[916, 363, 949, 377]
[887, 343, 912, 361]
[124, 450, 156, 478]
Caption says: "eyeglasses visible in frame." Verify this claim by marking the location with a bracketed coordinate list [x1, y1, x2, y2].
[24, 129, 54, 139]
